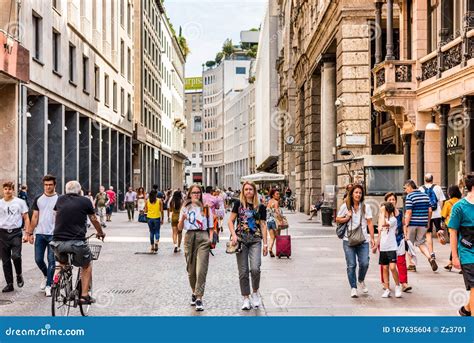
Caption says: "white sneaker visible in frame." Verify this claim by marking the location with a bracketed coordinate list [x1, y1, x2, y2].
[40, 276, 47, 290]
[251, 292, 261, 308]
[45, 286, 51, 297]
[241, 297, 251, 310]
[395, 285, 402, 298]
[382, 289, 391, 298]
[358, 281, 369, 293]
[350, 288, 358, 298]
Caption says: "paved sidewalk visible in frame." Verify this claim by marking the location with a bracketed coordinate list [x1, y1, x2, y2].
[0, 210, 467, 316]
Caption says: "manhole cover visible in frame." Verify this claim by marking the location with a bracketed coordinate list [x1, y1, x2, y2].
[106, 289, 136, 295]
[0, 300, 13, 305]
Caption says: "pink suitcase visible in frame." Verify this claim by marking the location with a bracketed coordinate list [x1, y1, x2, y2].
[276, 232, 291, 258]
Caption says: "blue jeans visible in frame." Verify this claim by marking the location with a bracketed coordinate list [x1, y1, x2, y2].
[35, 234, 55, 286]
[342, 240, 370, 289]
[148, 218, 161, 245]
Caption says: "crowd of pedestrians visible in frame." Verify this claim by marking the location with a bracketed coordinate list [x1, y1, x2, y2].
[1, 171, 473, 316]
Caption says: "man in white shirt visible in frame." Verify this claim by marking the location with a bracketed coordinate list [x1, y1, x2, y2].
[0, 181, 31, 292]
[419, 173, 446, 260]
[29, 175, 58, 297]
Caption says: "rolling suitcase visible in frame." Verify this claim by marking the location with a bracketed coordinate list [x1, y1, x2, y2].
[276, 229, 291, 258]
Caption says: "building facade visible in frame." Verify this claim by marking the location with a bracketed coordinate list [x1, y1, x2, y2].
[0, 0, 135, 203]
[224, 83, 255, 190]
[184, 77, 203, 187]
[372, 0, 474, 193]
[277, 0, 403, 212]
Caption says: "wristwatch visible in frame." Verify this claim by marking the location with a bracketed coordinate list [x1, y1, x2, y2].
[263, 244, 268, 247]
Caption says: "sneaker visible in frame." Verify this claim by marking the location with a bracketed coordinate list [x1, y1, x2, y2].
[251, 292, 261, 308]
[40, 276, 47, 290]
[2, 284, 13, 293]
[174, 247, 178, 253]
[190, 294, 197, 306]
[45, 286, 52, 297]
[358, 281, 368, 293]
[402, 285, 412, 293]
[430, 252, 436, 260]
[382, 289, 391, 298]
[429, 258, 438, 271]
[395, 285, 402, 298]
[195, 299, 204, 311]
[16, 275, 24, 288]
[241, 297, 251, 310]
[350, 288, 358, 298]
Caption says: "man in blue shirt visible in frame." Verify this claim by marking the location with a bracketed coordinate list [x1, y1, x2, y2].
[449, 174, 474, 316]
[403, 180, 436, 271]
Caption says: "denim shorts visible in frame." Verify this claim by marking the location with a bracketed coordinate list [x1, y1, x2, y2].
[267, 221, 277, 230]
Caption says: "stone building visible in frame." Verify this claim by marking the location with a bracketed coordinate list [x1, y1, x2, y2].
[372, 0, 474, 192]
[0, 0, 135, 202]
[277, 0, 405, 212]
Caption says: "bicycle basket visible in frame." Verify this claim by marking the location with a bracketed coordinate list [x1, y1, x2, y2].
[89, 244, 102, 260]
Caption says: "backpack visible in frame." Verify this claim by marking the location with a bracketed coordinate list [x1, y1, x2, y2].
[422, 185, 438, 211]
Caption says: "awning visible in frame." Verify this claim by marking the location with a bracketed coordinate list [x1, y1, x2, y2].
[240, 172, 286, 183]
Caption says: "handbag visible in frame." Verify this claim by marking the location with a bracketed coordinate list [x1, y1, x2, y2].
[277, 216, 289, 230]
[138, 212, 148, 223]
[226, 238, 241, 254]
[336, 220, 349, 239]
[347, 204, 366, 247]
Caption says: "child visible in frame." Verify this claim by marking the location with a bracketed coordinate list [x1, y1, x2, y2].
[373, 202, 402, 298]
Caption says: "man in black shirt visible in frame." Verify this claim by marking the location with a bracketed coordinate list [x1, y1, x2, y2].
[51, 181, 105, 304]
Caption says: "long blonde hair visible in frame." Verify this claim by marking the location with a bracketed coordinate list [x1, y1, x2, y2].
[239, 181, 260, 208]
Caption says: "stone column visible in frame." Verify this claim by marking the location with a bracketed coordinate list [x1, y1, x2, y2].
[90, 122, 101, 193]
[415, 130, 425, 186]
[79, 116, 91, 191]
[65, 111, 79, 183]
[464, 96, 474, 174]
[375, 1, 383, 64]
[118, 133, 126, 204]
[27, 95, 48, 198]
[47, 104, 65, 192]
[101, 127, 110, 188]
[110, 130, 118, 202]
[126, 135, 132, 190]
[438, 104, 449, 194]
[402, 133, 412, 182]
[320, 59, 337, 193]
[386, 0, 395, 60]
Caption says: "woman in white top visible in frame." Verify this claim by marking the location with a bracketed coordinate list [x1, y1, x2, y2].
[178, 184, 213, 312]
[336, 184, 375, 298]
[373, 202, 402, 298]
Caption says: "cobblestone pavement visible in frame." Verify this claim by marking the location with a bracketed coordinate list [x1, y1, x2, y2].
[0, 210, 467, 316]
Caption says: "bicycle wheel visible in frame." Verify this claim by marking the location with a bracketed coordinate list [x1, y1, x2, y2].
[78, 278, 93, 316]
[51, 271, 73, 317]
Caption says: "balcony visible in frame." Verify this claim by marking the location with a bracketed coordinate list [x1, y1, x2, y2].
[372, 60, 416, 123]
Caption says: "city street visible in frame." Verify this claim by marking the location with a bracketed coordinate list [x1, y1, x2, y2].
[0, 210, 466, 316]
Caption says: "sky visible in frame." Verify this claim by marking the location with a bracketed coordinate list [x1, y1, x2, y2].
[164, 0, 267, 77]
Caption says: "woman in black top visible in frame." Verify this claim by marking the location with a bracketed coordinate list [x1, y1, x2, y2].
[228, 181, 268, 311]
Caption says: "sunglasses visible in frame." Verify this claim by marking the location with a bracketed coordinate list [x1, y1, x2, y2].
[191, 191, 201, 195]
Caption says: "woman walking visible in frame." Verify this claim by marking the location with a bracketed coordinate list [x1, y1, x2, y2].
[137, 187, 146, 213]
[266, 188, 282, 258]
[170, 190, 184, 253]
[178, 185, 213, 311]
[441, 185, 462, 271]
[228, 181, 268, 310]
[144, 190, 163, 253]
[336, 184, 375, 298]
[384, 192, 411, 292]
[373, 202, 402, 298]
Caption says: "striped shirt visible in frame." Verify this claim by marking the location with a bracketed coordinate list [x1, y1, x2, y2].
[405, 190, 430, 227]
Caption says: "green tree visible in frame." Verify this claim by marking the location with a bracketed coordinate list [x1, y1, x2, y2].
[205, 60, 216, 68]
[222, 38, 235, 58]
[215, 51, 224, 64]
[178, 36, 190, 59]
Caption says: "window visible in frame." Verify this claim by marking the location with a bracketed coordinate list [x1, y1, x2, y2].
[94, 65, 100, 100]
[52, 0, 59, 10]
[104, 74, 110, 106]
[113, 81, 118, 112]
[236, 67, 246, 75]
[52, 30, 60, 74]
[194, 116, 202, 132]
[82, 55, 89, 93]
[127, 93, 132, 121]
[127, 47, 131, 81]
[127, 2, 131, 36]
[32, 13, 42, 61]
[120, 40, 125, 75]
[120, 88, 125, 116]
[120, 0, 124, 27]
[69, 44, 76, 83]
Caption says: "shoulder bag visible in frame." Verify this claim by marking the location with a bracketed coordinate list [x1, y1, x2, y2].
[347, 204, 366, 247]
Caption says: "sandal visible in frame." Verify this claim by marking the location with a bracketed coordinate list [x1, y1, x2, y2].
[269, 251, 275, 258]
[444, 263, 453, 271]
[79, 295, 96, 305]
[407, 265, 416, 272]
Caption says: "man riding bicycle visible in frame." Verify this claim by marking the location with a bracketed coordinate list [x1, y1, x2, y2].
[50, 181, 105, 305]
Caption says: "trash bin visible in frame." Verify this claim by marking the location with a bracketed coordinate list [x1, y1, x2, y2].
[321, 207, 333, 227]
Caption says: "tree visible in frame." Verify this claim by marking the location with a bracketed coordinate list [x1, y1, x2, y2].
[246, 45, 258, 58]
[215, 51, 224, 64]
[222, 38, 235, 58]
[205, 60, 216, 68]
[178, 36, 190, 59]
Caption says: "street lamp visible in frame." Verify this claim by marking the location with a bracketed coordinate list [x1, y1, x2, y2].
[425, 110, 439, 131]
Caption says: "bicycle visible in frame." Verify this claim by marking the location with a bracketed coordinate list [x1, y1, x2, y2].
[51, 234, 102, 317]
